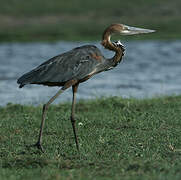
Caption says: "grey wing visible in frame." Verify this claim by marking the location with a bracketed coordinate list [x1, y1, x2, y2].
[17, 45, 103, 87]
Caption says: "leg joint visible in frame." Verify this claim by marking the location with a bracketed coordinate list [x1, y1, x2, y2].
[70, 116, 76, 123]
[43, 104, 48, 111]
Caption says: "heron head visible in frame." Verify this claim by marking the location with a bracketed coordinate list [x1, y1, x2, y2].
[108, 23, 155, 35]
[102, 23, 155, 52]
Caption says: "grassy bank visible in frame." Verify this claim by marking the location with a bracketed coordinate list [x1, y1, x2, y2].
[0, 0, 181, 42]
[0, 96, 181, 179]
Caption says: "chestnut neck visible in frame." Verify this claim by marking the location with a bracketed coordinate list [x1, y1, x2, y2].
[101, 29, 123, 64]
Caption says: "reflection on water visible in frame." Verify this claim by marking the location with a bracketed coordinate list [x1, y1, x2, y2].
[0, 40, 181, 106]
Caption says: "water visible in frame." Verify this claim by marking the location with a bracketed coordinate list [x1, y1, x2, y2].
[0, 40, 181, 106]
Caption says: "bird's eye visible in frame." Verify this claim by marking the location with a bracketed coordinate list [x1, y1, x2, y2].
[124, 26, 130, 31]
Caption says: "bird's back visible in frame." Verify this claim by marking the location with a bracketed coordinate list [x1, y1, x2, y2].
[17, 45, 105, 88]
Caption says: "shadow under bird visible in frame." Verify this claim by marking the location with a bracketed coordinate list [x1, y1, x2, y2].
[17, 23, 155, 152]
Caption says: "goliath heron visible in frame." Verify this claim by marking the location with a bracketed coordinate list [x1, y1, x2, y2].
[17, 23, 155, 152]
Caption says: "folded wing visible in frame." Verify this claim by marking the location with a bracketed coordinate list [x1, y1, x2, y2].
[17, 45, 103, 87]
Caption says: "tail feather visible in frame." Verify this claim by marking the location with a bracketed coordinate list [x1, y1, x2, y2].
[17, 68, 42, 88]
[19, 84, 24, 88]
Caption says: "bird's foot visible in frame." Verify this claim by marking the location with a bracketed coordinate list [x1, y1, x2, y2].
[25, 141, 44, 153]
[32, 142, 44, 152]
[26, 141, 44, 153]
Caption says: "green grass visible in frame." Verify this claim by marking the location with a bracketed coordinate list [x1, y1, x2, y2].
[0, 96, 181, 179]
[0, 0, 181, 41]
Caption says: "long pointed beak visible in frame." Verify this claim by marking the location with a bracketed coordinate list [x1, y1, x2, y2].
[121, 25, 155, 35]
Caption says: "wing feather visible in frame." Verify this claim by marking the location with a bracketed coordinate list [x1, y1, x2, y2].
[17, 45, 103, 87]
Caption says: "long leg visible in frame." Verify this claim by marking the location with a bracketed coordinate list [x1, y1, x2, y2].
[34, 88, 64, 152]
[71, 84, 79, 152]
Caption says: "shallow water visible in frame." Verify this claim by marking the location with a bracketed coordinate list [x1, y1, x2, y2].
[0, 40, 181, 106]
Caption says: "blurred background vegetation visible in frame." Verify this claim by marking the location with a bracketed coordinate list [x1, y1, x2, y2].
[0, 0, 181, 41]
